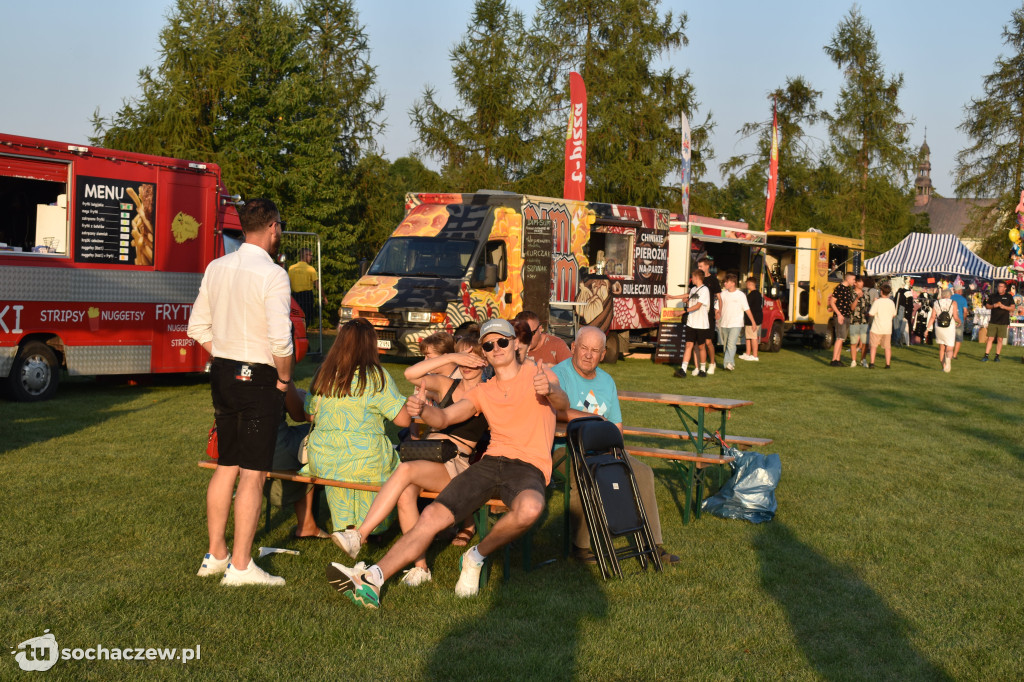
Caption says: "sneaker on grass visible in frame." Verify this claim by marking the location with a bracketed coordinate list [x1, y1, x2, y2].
[220, 560, 284, 586]
[707, 364, 716, 375]
[454, 549, 485, 598]
[332, 527, 361, 559]
[400, 566, 432, 587]
[326, 561, 380, 609]
[737, 353, 750, 361]
[197, 552, 230, 577]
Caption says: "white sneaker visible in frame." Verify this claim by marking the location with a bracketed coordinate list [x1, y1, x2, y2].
[332, 528, 362, 559]
[197, 552, 230, 577]
[737, 353, 750, 361]
[707, 364, 716, 375]
[400, 566, 432, 587]
[751, 356, 759, 362]
[861, 359, 870, 368]
[724, 363, 735, 371]
[220, 560, 285, 586]
[850, 360, 857, 368]
[692, 366, 701, 376]
[454, 549, 485, 597]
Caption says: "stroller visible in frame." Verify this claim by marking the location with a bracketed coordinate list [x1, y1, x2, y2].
[566, 417, 662, 579]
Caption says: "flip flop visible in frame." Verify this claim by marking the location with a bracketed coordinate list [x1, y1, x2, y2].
[451, 527, 475, 547]
[292, 527, 330, 540]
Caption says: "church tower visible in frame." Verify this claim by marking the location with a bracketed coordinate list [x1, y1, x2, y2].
[914, 137, 932, 207]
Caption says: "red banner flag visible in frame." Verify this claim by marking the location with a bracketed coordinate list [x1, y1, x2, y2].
[764, 100, 779, 231]
[563, 72, 587, 201]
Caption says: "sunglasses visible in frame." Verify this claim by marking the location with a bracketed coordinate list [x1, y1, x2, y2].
[481, 337, 511, 352]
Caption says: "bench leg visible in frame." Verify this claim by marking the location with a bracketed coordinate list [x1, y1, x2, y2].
[670, 460, 695, 525]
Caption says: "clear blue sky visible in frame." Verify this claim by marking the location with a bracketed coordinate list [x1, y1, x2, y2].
[1, 1, 1017, 203]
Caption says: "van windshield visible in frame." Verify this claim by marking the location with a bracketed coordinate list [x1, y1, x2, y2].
[367, 237, 477, 278]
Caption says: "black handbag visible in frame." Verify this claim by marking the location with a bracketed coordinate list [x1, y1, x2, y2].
[398, 438, 458, 463]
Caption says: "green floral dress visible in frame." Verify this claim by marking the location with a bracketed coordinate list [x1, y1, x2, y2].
[304, 369, 404, 533]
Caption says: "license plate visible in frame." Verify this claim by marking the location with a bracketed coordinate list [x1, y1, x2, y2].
[377, 339, 392, 350]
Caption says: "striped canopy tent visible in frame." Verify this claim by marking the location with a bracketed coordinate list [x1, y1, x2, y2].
[865, 233, 994, 278]
[992, 265, 1024, 280]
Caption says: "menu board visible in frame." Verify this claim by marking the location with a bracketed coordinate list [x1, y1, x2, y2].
[522, 218, 553, 324]
[75, 176, 155, 266]
[653, 306, 687, 365]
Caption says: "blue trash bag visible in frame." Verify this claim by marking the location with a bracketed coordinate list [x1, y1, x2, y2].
[701, 447, 781, 523]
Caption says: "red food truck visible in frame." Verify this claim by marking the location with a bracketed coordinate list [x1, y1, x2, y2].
[0, 133, 307, 401]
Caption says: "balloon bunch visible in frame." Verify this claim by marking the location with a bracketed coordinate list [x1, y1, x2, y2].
[1013, 190, 1024, 257]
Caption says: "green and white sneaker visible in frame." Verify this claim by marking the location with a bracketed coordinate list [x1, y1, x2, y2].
[454, 549, 485, 598]
[326, 562, 380, 609]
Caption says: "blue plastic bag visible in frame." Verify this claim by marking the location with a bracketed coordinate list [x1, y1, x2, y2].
[701, 447, 780, 523]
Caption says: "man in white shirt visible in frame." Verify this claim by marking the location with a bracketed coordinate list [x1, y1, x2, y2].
[188, 198, 294, 586]
[719, 274, 757, 370]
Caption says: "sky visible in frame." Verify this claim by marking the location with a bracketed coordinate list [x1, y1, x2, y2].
[1, 1, 1018, 203]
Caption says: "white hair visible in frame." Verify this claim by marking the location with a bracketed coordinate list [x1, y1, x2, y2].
[576, 325, 606, 348]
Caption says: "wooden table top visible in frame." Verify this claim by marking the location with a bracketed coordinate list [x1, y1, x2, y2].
[617, 390, 753, 410]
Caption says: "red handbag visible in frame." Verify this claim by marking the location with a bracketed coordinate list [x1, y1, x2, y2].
[206, 424, 219, 459]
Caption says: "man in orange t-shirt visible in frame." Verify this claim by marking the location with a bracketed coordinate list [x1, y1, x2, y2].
[327, 318, 569, 609]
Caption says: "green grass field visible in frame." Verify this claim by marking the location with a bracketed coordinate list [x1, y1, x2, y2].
[3, 340, 1022, 680]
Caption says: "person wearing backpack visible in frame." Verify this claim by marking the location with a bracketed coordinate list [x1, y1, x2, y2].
[926, 288, 960, 373]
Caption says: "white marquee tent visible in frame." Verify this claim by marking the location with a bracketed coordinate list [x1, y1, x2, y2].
[865, 233, 994, 278]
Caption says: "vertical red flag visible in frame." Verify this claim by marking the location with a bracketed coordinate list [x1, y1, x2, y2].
[563, 71, 587, 201]
[764, 100, 779, 231]
[680, 111, 691, 223]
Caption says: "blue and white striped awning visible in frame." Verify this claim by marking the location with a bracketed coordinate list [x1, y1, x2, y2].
[865, 233, 994, 278]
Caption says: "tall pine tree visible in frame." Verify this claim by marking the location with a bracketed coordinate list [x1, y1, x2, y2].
[822, 6, 916, 250]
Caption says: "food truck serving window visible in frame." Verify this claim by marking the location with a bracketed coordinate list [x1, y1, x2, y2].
[588, 229, 635, 278]
[368, 237, 477, 278]
[0, 155, 70, 255]
[828, 243, 851, 281]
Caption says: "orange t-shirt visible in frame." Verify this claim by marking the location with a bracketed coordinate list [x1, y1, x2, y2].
[466, 363, 556, 482]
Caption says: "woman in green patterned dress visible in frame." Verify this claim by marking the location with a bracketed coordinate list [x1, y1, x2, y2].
[302, 318, 413, 535]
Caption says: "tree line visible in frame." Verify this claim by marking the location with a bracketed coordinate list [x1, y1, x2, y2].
[91, 0, 1024, 311]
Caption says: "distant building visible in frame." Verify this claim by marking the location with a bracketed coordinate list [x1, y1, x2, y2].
[911, 138, 996, 253]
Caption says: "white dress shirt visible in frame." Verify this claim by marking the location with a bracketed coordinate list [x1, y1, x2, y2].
[188, 243, 293, 366]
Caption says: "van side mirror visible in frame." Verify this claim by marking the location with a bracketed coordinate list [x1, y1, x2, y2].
[471, 263, 498, 289]
[359, 258, 370, 277]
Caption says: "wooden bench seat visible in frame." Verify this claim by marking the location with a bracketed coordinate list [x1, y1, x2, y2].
[622, 425, 772, 448]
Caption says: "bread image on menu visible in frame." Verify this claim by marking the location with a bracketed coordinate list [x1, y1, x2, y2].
[126, 184, 155, 266]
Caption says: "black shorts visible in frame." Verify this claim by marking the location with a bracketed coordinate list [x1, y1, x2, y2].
[210, 358, 284, 471]
[433, 456, 546, 524]
[685, 325, 712, 344]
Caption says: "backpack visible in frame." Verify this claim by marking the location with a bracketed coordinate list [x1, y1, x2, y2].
[936, 301, 952, 328]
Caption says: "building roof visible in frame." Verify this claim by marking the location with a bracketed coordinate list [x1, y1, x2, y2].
[912, 196, 997, 237]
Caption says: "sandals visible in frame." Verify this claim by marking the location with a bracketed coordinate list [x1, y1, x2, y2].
[292, 526, 330, 540]
[451, 527, 475, 547]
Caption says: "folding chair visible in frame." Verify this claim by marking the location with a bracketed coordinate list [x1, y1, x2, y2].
[566, 417, 662, 579]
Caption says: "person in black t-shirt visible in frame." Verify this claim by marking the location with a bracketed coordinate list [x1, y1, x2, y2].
[828, 272, 857, 366]
[741, 277, 763, 361]
[983, 280, 1015, 362]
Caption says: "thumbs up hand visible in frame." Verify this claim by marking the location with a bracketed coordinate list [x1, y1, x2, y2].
[533, 360, 551, 396]
[406, 384, 427, 417]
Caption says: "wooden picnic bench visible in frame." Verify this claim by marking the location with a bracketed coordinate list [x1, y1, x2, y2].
[197, 460, 540, 585]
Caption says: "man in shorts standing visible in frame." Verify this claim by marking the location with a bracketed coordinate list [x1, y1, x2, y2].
[828, 272, 856, 366]
[848, 276, 869, 368]
[188, 198, 294, 586]
[672, 269, 711, 378]
[867, 283, 897, 369]
[696, 257, 721, 373]
[327, 318, 569, 608]
[983, 280, 1014, 362]
[739, 277, 763, 362]
[950, 283, 969, 360]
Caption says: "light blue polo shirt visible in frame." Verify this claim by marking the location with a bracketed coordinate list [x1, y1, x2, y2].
[552, 359, 622, 424]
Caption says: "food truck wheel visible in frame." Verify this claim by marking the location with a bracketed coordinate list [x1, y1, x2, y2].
[8, 341, 60, 402]
[601, 332, 619, 364]
[821, 322, 835, 350]
[762, 321, 783, 353]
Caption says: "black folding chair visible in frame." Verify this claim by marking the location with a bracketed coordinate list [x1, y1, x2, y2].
[566, 417, 662, 579]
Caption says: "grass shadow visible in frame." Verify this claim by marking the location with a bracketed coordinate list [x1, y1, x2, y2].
[754, 522, 951, 681]
[424, 552, 607, 680]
